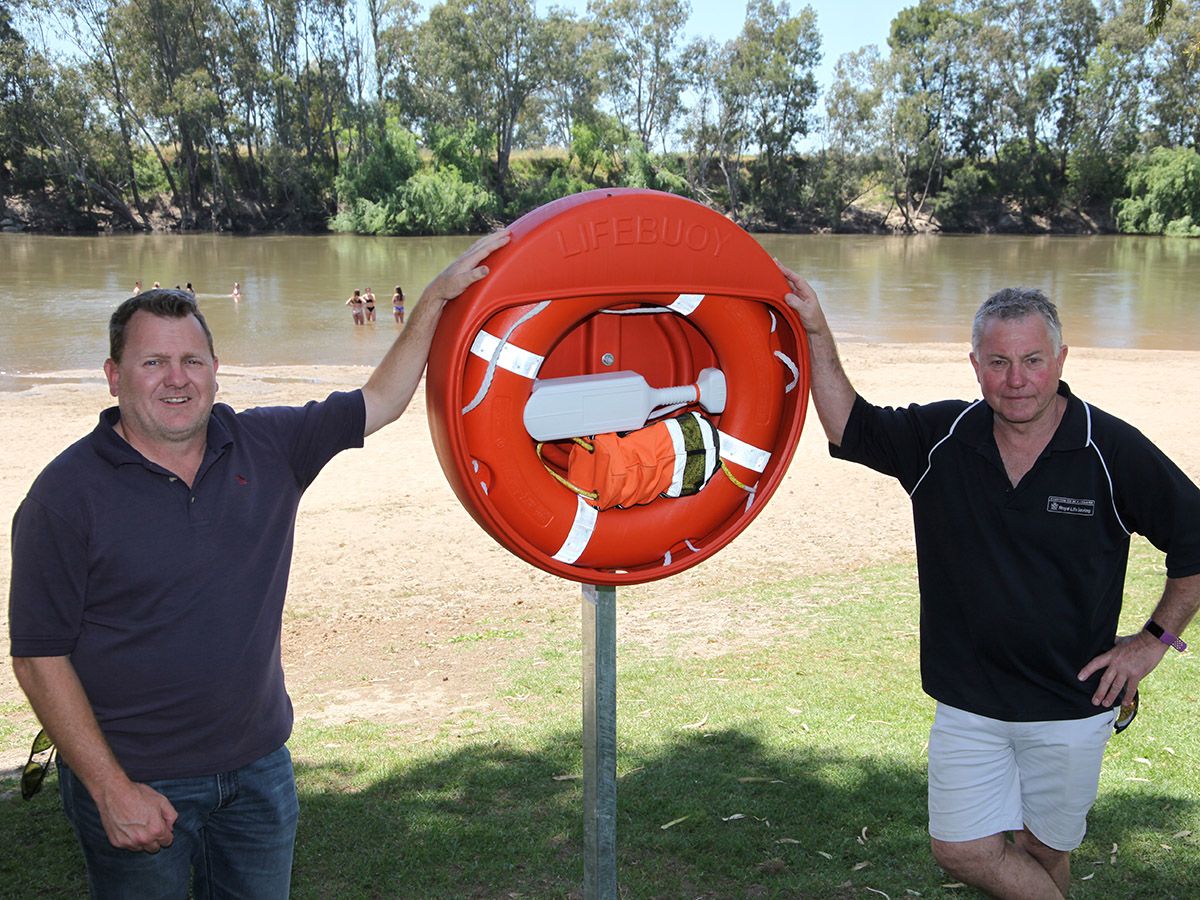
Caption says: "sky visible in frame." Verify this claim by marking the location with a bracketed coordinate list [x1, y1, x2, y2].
[411, 0, 912, 94]
[664, 0, 907, 91]
[535, 0, 911, 92]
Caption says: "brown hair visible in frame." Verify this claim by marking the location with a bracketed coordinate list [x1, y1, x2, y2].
[109, 289, 215, 363]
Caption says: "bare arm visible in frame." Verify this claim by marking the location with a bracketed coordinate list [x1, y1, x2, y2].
[779, 263, 857, 446]
[1077, 572, 1200, 707]
[13, 655, 177, 851]
[361, 229, 510, 437]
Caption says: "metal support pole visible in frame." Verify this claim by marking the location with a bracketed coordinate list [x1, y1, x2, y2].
[582, 583, 617, 899]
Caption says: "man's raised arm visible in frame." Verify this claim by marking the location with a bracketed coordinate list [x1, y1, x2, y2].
[361, 230, 510, 437]
[779, 264, 857, 447]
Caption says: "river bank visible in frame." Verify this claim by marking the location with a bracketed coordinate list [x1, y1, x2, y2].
[1, 188, 1118, 237]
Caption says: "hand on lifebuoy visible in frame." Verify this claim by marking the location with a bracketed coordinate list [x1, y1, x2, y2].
[425, 230, 512, 307]
[776, 260, 826, 335]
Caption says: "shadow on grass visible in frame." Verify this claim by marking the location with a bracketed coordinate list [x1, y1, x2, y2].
[1, 731, 1194, 899]
[290, 727, 1198, 899]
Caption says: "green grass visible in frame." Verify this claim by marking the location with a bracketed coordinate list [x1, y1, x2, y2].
[3, 539, 1198, 897]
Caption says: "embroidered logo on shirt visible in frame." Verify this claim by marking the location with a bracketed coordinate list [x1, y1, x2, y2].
[1047, 496, 1094, 516]
[235, 474, 248, 486]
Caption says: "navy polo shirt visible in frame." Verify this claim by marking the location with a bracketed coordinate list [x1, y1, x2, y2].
[833, 381, 1200, 722]
[9, 390, 365, 781]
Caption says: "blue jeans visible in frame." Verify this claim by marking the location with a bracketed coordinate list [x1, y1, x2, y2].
[58, 745, 299, 900]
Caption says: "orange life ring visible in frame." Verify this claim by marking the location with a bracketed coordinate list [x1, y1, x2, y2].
[427, 189, 809, 585]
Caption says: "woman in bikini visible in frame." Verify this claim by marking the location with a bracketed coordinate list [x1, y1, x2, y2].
[363, 287, 377, 323]
[345, 289, 365, 325]
[391, 285, 405, 324]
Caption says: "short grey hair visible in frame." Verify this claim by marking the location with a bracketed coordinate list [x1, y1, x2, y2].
[972, 288, 1063, 354]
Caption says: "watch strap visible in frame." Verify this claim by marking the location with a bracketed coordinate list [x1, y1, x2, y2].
[1145, 618, 1187, 652]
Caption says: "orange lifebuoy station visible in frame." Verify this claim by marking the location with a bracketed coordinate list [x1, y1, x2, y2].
[427, 188, 809, 585]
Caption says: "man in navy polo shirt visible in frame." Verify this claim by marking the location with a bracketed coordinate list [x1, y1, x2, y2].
[780, 268, 1200, 899]
[8, 229, 509, 898]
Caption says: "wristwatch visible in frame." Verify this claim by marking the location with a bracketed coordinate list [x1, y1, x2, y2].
[1144, 619, 1187, 652]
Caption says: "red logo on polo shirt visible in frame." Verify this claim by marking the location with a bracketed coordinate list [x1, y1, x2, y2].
[235, 474, 248, 486]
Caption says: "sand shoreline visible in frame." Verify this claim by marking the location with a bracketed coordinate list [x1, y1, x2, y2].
[4, 343, 1200, 769]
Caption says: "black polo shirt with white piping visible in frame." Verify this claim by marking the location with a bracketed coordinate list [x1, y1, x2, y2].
[832, 381, 1200, 722]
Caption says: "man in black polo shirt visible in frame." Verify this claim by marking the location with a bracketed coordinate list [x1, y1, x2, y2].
[780, 268, 1200, 899]
[8, 230, 509, 897]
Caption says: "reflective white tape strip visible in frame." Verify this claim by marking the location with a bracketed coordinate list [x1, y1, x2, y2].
[700, 413, 718, 479]
[663, 549, 672, 566]
[775, 350, 800, 393]
[552, 495, 598, 564]
[469, 330, 544, 379]
[664, 416, 687, 497]
[669, 293, 704, 315]
[718, 430, 771, 473]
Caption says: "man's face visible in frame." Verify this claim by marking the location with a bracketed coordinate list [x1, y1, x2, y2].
[103, 311, 219, 449]
[970, 314, 1067, 428]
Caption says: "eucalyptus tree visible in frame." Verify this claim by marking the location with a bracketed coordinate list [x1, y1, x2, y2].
[1049, 0, 1101, 176]
[964, 0, 1058, 160]
[877, 0, 962, 229]
[36, 0, 160, 225]
[1147, 0, 1200, 148]
[734, 0, 820, 224]
[586, 0, 689, 151]
[1060, 1, 1148, 206]
[680, 36, 749, 213]
[540, 7, 605, 148]
[417, 0, 554, 200]
[259, 0, 300, 148]
[0, 0, 28, 185]
[371, 0, 420, 125]
[363, 0, 416, 119]
[819, 46, 885, 227]
[102, 0, 219, 220]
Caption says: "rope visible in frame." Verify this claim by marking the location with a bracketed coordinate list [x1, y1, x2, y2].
[598, 306, 671, 315]
[536, 440, 598, 500]
[461, 301, 550, 415]
[719, 459, 755, 493]
[774, 350, 800, 393]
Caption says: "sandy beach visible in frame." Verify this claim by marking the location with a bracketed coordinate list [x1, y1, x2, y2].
[4, 342, 1200, 773]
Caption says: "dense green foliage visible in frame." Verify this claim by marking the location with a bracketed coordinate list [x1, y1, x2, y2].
[1116, 146, 1200, 235]
[1, 0, 1198, 235]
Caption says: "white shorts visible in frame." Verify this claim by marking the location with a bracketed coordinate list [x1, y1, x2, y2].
[928, 702, 1116, 851]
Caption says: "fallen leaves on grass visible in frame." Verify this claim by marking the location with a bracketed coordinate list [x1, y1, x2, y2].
[660, 815, 689, 830]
